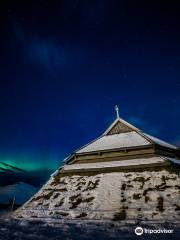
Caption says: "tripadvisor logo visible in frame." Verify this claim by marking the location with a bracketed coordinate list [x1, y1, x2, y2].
[135, 226, 174, 235]
[135, 227, 143, 235]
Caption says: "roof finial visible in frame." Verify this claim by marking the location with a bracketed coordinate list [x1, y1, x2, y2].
[115, 105, 119, 119]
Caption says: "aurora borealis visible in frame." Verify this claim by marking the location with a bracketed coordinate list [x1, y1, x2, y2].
[0, 0, 180, 183]
[0, 153, 60, 172]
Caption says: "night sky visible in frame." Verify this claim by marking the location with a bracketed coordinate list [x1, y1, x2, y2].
[0, 0, 180, 173]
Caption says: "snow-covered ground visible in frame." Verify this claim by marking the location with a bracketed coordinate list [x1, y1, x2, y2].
[0, 217, 180, 240]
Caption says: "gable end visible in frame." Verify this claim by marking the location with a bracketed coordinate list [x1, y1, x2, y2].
[106, 121, 132, 135]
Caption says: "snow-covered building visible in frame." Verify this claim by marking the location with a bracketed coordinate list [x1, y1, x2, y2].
[16, 109, 180, 223]
[62, 114, 179, 173]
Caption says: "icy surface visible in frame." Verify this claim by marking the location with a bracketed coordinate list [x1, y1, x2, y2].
[76, 131, 150, 153]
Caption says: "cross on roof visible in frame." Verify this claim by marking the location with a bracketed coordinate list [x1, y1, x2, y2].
[115, 105, 119, 119]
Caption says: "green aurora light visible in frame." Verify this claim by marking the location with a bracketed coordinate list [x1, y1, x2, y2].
[0, 154, 61, 172]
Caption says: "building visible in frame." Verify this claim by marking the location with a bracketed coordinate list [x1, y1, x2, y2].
[62, 109, 179, 173]
[16, 108, 180, 223]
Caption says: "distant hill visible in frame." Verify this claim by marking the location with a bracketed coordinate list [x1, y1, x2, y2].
[0, 162, 52, 187]
[0, 182, 37, 205]
[0, 162, 53, 208]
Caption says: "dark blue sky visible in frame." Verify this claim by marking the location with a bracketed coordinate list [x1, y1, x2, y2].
[0, 0, 180, 171]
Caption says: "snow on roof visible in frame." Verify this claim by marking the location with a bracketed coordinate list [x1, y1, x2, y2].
[144, 134, 177, 150]
[76, 131, 151, 154]
[63, 156, 180, 171]
[74, 117, 177, 155]
[63, 157, 166, 171]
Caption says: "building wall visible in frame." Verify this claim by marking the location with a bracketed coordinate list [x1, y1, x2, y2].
[16, 167, 180, 223]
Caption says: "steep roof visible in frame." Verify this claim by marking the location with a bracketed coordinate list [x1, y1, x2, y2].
[76, 132, 150, 153]
[75, 117, 177, 154]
